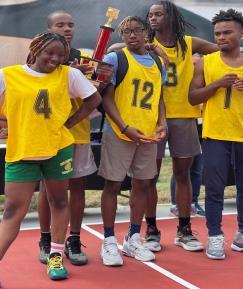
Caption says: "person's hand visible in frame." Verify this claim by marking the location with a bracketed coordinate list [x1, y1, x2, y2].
[145, 43, 169, 69]
[232, 78, 243, 91]
[96, 63, 113, 83]
[123, 126, 155, 144]
[70, 58, 94, 75]
[215, 73, 239, 88]
[152, 125, 167, 142]
[0, 127, 8, 139]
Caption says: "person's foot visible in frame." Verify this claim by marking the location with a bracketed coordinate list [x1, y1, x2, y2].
[206, 235, 225, 259]
[231, 232, 243, 252]
[170, 204, 178, 217]
[144, 230, 162, 252]
[47, 252, 68, 280]
[65, 235, 88, 265]
[174, 223, 204, 251]
[122, 233, 155, 262]
[194, 203, 205, 217]
[39, 235, 51, 264]
[101, 236, 123, 266]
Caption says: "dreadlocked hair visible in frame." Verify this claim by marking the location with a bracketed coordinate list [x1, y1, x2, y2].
[29, 32, 70, 63]
[117, 16, 148, 37]
[212, 9, 243, 27]
[147, 0, 194, 59]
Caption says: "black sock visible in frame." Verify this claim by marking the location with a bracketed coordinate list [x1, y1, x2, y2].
[70, 231, 80, 236]
[179, 217, 190, 229]
[104, 227, 114, 238]
[145, 217, 159, 234]
[41, 232, 51, 240]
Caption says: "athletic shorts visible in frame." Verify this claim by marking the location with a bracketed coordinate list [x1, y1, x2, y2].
[157, 118, 201, 159]
[98, 132, 157, 181]
[71, 143, 97, 179]
[5, 145, 74, 182]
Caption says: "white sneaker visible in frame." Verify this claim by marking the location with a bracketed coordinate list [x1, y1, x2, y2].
[206, 235, 225, 260]
[101, 236, 123, 266]
[122, 233, 155, 262]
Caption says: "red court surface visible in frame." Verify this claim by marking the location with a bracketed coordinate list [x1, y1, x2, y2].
[0, 214, 242, 289]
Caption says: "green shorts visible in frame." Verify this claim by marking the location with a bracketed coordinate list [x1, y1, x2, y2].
[5, 145, 74, 182]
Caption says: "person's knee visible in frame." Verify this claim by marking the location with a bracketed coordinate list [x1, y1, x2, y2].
[103, 180, 122, 195]
[2, 201, 25, 221]
[48, 194, 68, 210]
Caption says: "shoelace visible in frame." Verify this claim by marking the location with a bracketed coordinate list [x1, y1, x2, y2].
[48, 256, 63, 270]
[104, 241, 119, 255]
[209, 236, 224, 249]
[68, 238, 86, 254]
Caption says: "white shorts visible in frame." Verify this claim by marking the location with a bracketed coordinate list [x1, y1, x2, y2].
[71, 144, 97, 178]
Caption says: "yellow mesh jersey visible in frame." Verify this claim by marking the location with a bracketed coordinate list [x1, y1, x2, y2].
[203, 51, 243, 141]
[2, 65, 74, 162]
[153, 36, 200, 118]
[107, 47, 162, 141]
[68, 50, 92, 144]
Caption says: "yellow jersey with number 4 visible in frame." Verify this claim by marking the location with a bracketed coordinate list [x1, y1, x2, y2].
[107, 47, 162, 141]
[1, 65, 74, 162]
[153, 36, 200, 118]
[203, 51, 243, 141]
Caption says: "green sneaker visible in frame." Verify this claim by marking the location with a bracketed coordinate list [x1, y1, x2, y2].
[47, 252, 68, 280]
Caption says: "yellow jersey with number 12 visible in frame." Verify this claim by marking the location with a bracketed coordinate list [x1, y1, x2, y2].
[203, 51, 243, 141]
[153, 36, 200, 118]
[1, 65, 74, 162]
[106, 47, 162, 141]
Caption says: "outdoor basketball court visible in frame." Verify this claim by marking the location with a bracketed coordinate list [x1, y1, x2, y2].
[0, 213, 242, 289]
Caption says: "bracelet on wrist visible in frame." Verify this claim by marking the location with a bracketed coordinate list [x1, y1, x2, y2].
[121, 125, 129, 134]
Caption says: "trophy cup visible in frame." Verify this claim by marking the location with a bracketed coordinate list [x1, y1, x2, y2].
[81, 7, 120, 83]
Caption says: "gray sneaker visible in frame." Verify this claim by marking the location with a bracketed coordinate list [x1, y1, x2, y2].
[65, 235, 88, 265]
[206, 235, 225, 259]
[144, 231, 162, 252]
[174, 224, 204, 251]
[231, 232, 243, 252]
[39, 236, 51, 264]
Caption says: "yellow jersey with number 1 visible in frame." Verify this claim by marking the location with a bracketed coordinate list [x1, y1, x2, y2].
[153, 35, 200, 118]
[1, 65, 74, 162]
[203, 51, 243, 141]
[106, 47, 162, 141]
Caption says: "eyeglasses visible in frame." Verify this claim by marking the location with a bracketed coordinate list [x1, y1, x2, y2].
[122, 27, 145, 35]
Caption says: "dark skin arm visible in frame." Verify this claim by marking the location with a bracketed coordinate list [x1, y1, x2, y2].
[102, 84, 154, 143]
[192, 37, 218, 55]
[65, 91, 101, 129]
[155, 87, 167, 141]
[189, 58, 238, 105]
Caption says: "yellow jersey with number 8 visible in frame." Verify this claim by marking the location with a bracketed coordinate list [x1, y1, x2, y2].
[1, 65, 74, 162]
[153, 36, 200, 118]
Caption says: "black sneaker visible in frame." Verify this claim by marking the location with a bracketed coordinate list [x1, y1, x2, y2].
[39, 235, 51, 264]
[65, 235, 88, 265]
[174, 223, 204, 251]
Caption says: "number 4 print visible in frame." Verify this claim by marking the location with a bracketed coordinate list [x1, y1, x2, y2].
[34, 89, 51, 119]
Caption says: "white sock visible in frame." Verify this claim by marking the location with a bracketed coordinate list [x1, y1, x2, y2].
[50, 242, 64, 256]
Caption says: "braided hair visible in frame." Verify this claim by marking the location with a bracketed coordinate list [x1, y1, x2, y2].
[147, 0, 193, 58]
[118, 16, 149, 37]
[29, 32, 70, 63]
[212, 9, 243, 27]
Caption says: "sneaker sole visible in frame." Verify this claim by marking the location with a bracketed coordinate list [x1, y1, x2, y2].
[101, 255, 123, 266]
[64, 251, 88, 266]
[206, 252, 225, 260]
[174, 239, 204, 251]
[122, 248, 155, 262]
[231, 243, 243, 252]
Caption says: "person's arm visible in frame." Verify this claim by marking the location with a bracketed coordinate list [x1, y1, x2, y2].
[189, 58, 238, 105]
[192, 37, 218, 55]
[65, 68, 102, 128]
[155, 87, 167, 141]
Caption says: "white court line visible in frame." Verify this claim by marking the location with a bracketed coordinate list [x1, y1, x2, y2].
[82, 224, 200, 289]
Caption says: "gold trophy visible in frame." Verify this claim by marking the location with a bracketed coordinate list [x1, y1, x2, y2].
[81, 7, 120, 82]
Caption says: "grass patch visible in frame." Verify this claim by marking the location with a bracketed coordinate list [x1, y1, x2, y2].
[0, 156, 237, 213]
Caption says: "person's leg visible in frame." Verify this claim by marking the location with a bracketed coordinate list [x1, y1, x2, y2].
[231, 142, 243, 252]
[203, 139, 230, 259]
[190, 153, 205, 216]
[38, 180, 51, 264]
[98, 132, 135, 266]
[0, 182, 36, 260]
[65, 144, 97, 266]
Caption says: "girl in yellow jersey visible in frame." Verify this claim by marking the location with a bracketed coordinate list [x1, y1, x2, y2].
[144, 0, 218, 253]
[98, 16, 167, 266]
[0, 32, 100, 282]
[189, 9, 243, 260]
